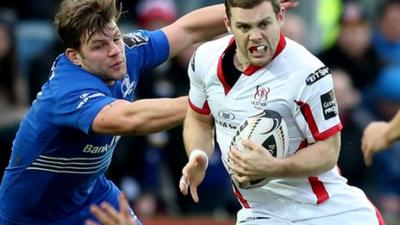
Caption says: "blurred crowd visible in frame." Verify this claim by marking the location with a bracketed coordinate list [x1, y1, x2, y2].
[0, 0, 400, 224]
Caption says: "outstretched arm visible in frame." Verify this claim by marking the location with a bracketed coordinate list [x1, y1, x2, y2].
[92, 97, 187, 135]
[162, 4, 226, 59]
[362, 111, 400, 166]
[180, 107, 214, 203]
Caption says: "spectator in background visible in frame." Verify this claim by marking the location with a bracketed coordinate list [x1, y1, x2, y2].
[373, 0, 400, 66]
[331, 68, 373, 190]
[16, 0, 61, 20]
[27, 40, 63, 103]
[0, 18, 25, 183]
[0, 19, 18, 105]
[318, 1, 381, 92]
[136, 0, 177, 30]
[282, 12, 306, 45]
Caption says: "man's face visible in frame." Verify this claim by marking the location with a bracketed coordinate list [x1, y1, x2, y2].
[71, 21, 126, 84]
[226, 1, 284, 67]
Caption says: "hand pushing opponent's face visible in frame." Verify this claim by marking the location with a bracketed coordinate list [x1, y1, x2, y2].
[225, 1, 285, 68]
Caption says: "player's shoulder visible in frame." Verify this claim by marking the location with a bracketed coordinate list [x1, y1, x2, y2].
[189, 35, 231, 74]
[196, 34, 232, 59]
[280, 38, 329, 80]
[283, 38, 324, 70]
[123, 29, 164, 49]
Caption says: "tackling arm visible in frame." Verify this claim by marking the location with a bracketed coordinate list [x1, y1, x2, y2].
[91, 96, 187, 135]
[161, 4, 226, 59]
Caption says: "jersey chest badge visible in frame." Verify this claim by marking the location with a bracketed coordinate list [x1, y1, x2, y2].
[121, 74, 136, 98]
[251, 85, 270, 109]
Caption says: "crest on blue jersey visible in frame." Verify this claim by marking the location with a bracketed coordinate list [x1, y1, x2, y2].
[121, 74, 136, 98]
[123, 31, 149, 48]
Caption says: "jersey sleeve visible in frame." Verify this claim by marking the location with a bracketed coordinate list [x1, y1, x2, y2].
[124, 29, 169, 72]
[187, 50, 211, 115]
[52, 85, 116, 135]
[294, 66, 343, 143]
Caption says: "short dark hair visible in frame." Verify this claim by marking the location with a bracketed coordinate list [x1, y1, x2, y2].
[224, 0, 281, 19]
[54, 0, 121, 50]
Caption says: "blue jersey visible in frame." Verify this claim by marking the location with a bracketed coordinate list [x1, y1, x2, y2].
[0, 30, 169, 225]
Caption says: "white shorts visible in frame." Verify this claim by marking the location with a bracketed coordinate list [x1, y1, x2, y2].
[236, 185, 385, 225]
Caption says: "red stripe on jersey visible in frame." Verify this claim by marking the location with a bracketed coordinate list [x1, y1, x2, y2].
[189, 99, 210, 115]
[375, 206, 386, 225]
[243, 32, 286, 75]
[232, 183, 251, 208]
[297, 140, 330, 204]
[243, 64, 262, 75]
[308, 176, 329, 204]
[296, 101, 319, 136]
[366, 198, 386, 225]
[314, 123, 343, 141]
[272, 32, 287, 59]
[296, 101, 342, 141]
[296, 139, 308, 152]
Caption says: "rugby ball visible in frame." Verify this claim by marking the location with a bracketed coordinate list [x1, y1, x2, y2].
[230, 110, 289, 189]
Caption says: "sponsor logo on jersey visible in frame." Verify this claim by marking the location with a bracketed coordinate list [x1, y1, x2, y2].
[215, 110, 237, 129]
[251, 86, 269, 108]
[215, 119, 237, 130]
[218, 110, 235, 121]
[320, 90, 338, 120]
[77, 92, 105, 109]
[238, 217, 271, 223]
[83, 136, 121, 154]
[306, 66, 330, 85]
[123, 31, 149, 48]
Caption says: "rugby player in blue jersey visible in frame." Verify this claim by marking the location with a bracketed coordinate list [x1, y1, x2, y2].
[0, 0, 227, 224]
[0, 0, 300, 224]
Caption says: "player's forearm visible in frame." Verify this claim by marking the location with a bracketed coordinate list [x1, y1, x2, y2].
[175, 5, 226, 44]
[93, 97, 187, 135]
[126, 96, 188, 135]
[274, 133, 340, 177]
[386, 111, 400, 144]
[183, 110, 215, 157]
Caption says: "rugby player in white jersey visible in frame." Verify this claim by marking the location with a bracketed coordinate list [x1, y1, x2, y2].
[179, 0, 386, 224]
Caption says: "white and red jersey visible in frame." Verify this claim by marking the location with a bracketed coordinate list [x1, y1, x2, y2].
[188, 34, 346, 207]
